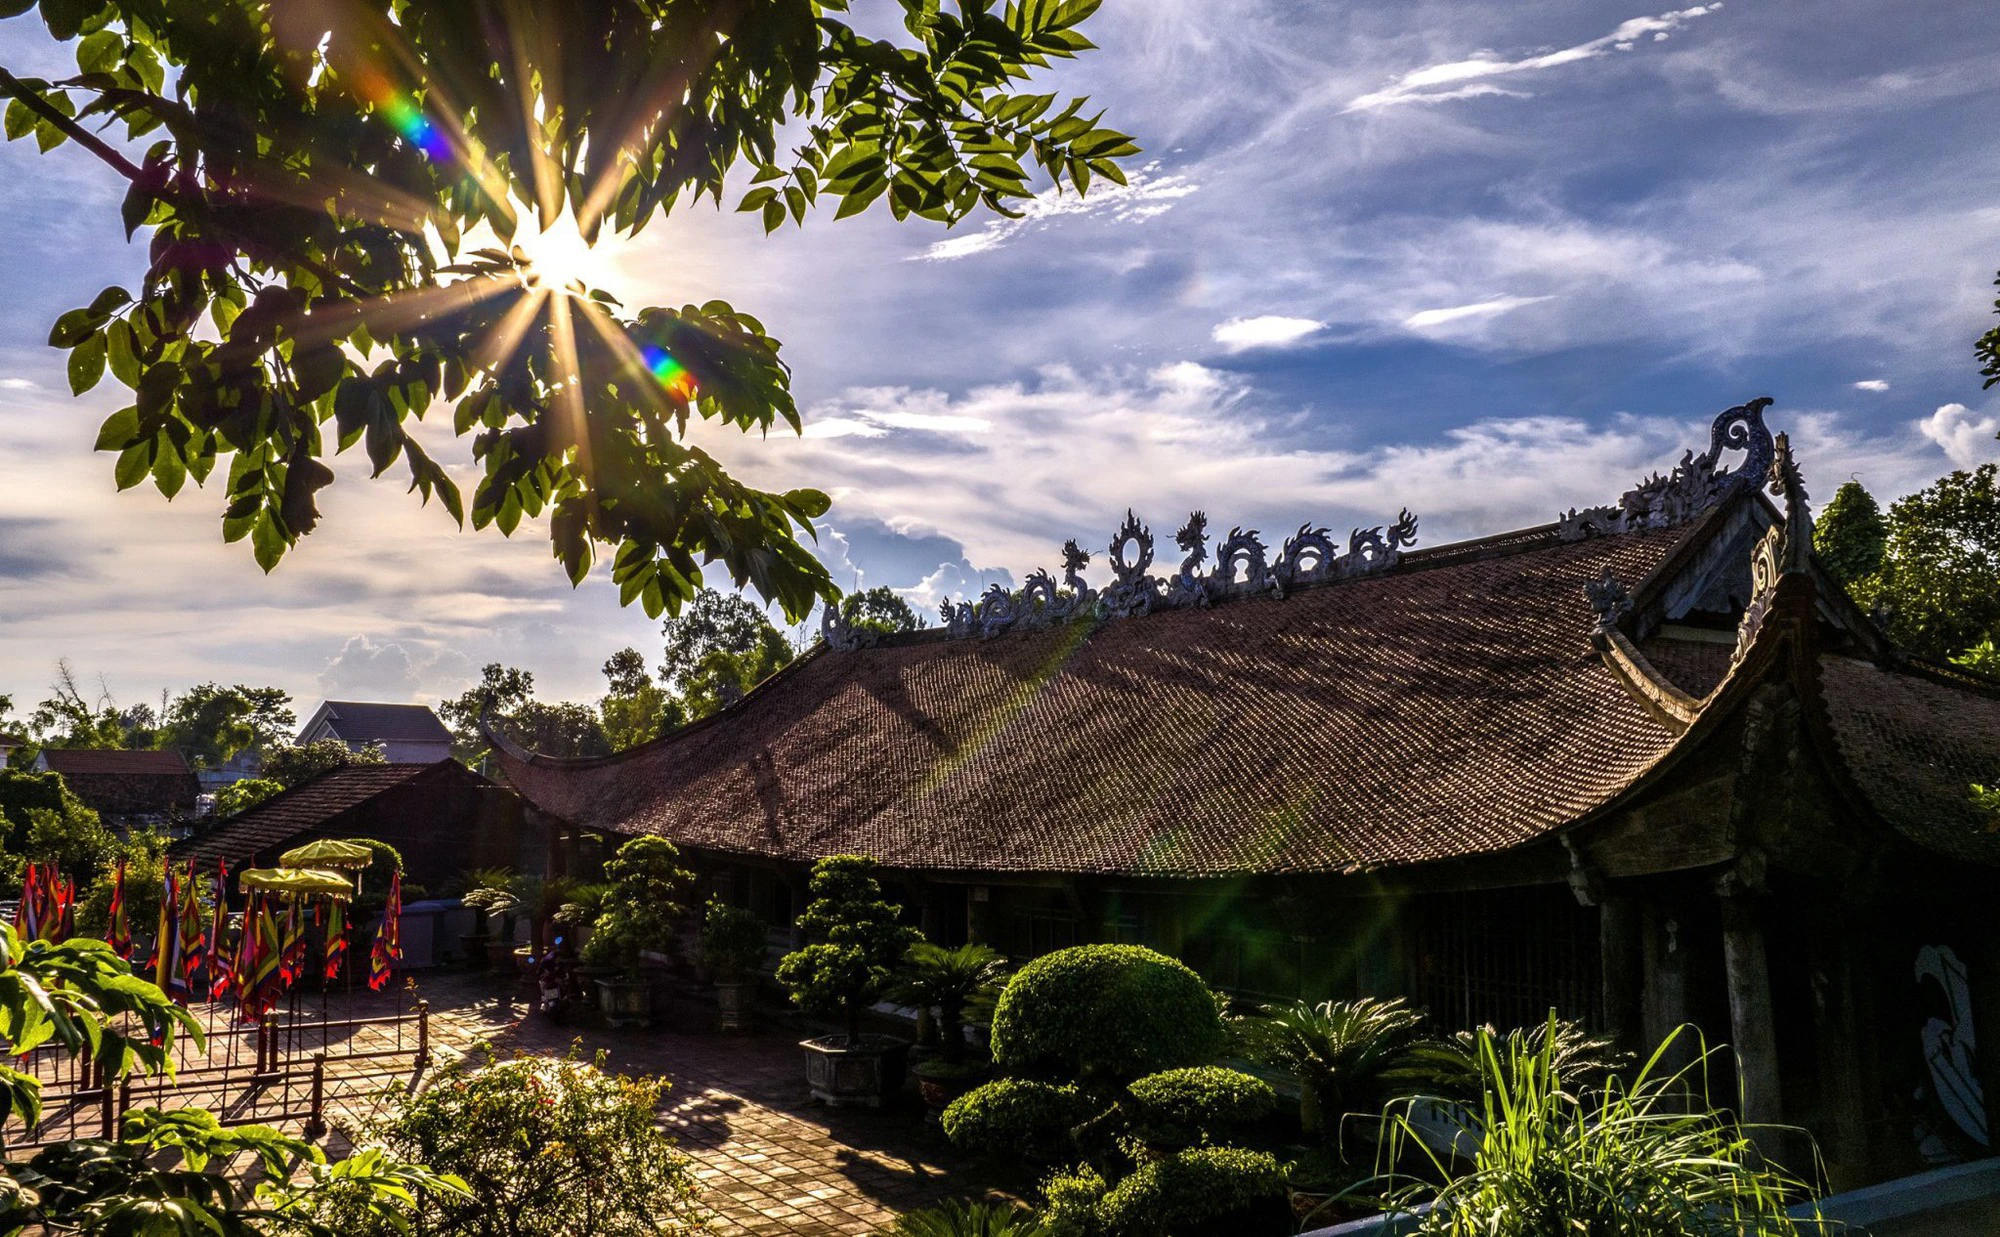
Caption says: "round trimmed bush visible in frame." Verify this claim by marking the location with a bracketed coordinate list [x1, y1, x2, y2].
[941, 1078, 1098, 1157]
[1125, 1066, 1276, 1147]
[990, 945, 1224, 1086]
[1094, 1147, 1288, 1237]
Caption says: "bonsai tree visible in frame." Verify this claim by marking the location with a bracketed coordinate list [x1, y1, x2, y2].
[774, 855, 918, 1047]
[582, 838, 694, 978]
[699, 900, 769, 984]
[894, 942, 1008, 1066]
[459, 866, 514, 939]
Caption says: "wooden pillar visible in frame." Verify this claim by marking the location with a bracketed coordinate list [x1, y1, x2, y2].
[1641, 900, 1690, 1070]
[1719, 883, 1783, 1129]
[1599, 892, 1643, 1051]
[1806, 905, 1870, 1187]
[966, 885, 993, 947]
[1964, 924, 2000, 1159]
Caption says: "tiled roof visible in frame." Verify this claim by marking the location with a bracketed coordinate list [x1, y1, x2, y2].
[173, 763, 441, 868]
[39, 748, 192, 776]
[307, 702, 453, 745]
[498, 528, 1695, 877]
[1818, 656, 2000, 864]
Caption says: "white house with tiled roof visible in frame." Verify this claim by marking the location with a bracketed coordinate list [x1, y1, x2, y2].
[296, 701, 453, 764]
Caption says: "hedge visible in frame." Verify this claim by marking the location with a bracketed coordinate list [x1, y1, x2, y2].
[941, 1078, 1098, 1157]
[1124, 1066, 1276, 1146]
[1093, 1147, 1287, 1237]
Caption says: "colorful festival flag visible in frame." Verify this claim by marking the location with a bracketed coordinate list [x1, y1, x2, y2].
[50, 867, 75, 944]
[105, 860, 130, 960]
[205, 862, 231, 1001]
[368, 870, 401, 991]
[323, 898, 348, 982]
[279, 898, 308, 984]
[16, 862, 42, 942]
[177, 861, 206, 982]
[154, 863, 188, 1000]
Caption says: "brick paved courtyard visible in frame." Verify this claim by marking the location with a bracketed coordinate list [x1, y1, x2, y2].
[358, 972, 1014, 1236]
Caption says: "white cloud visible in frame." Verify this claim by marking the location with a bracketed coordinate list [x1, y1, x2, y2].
[1920, 403, 2000, 468]
[0, 378, 35, 390]
[1403, 294, 1553, 330]
[1853, 379, 1891, 392]
[318, 635, 421, 700]
[1212, 315, 1326, 351]
[1346, 6, 1723, 111]
[916, 163, 1199, 261]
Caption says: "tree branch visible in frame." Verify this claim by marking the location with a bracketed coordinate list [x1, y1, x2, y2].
[0, 66, 143, 181]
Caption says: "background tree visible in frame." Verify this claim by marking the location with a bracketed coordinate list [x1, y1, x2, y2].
[211, 775, 285, 818]
[0, 767, 111, 889]
[1848, 465, 2000, 661]
[0, 0, 1131, 622]
[156, 683, 295, 768]
[598, 648, 681, 752]
[441, 663, 610, 762]
[840, 585, 925, 635]
[261, 738, 385, 789]
[660, 588, 797, 720]
[28, 660, 150, 749]
[1814, 480, 1887, 587]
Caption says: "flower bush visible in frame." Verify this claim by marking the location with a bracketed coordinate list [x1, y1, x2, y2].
[335, 1045, 704, 1237]
[941, 1078, 1097, 1157]
[1122, 1066, 1276, 1149]
[991, 945, 1222, 1088]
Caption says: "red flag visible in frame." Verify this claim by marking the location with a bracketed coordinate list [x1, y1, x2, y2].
[323, 898, 348, 982]
[205, 862, 230, 1001]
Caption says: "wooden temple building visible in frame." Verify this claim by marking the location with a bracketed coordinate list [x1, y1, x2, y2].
[491, 398, 2000, 1186]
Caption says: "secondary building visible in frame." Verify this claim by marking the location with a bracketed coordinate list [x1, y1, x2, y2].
[295, 701, 454, 764]
[34, 748, 201, 832]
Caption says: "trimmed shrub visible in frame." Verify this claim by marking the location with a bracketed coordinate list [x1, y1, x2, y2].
[1039, 1164, 1109, 1237]
[942, 1078, 1098, 1157]
[1124, 1066, 1276, 1147]
[1094, 1147, 1288, 1237]
[991, 945, 1223, 1086]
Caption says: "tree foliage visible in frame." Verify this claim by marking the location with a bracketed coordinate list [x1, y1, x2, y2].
[597, 648, 680, 751]
[441, 663, 611, 763]
[581, 836, 694, 976]
[1846, 465, 2000, 661]
[260, 738, 385, 789]
[156, 683, 295, 768]
[0, 0, 1131, 621]
[1813, 480, 1886, 587]
[0, 768, 111, 889]
[840, 585, 924, 634]
[211, 775, 284, 818]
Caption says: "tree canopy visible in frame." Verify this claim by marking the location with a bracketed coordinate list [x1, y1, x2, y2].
[1813, 480, 1886, 587]
[1836, 467, 2000, 662]
[0, 0, 1132, 622]
[839, 584, 924, 634]
[440, 662, 612, 762]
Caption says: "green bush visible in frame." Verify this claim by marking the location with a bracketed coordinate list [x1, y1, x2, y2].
[1039, 1164, 1109, 1237]
[1240, 996, 1424, 1138]
[700, 899, 770, 982]
[583, 837, 694, 976]
[1093, 1147, 1287, 1237]
[333, 1046, 704, 1236]
[991, 945, 1223, 1087]
[942, 1078, 1097, 1157]
[775, 855, 918, 1044]
[1124, 1066, 1276, 1147]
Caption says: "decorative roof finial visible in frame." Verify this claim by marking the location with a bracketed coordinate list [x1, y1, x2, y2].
[1584, 569, 1633, 634]
[1558, 397, 1777, 541]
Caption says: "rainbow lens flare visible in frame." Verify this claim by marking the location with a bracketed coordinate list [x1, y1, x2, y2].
[643, 347, 698, 399]
[354, 69, 452, 162]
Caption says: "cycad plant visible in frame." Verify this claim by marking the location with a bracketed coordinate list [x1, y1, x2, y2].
[1371, 1019, 1818, 1237]
[894, 942, 1009, 1064]
[884, 1199, 1049, 1237]
[1392, 1014, 1628, 1106]
[1240, 996, 1425, 1138]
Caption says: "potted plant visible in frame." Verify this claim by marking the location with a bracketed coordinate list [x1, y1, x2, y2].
[700, 900, 769, 1032]
[582, 837, 693, 1028]
[462, 870, 529, 972]
[895, 942, 1008, 1121]
[774, 855, 919, 1107]
[555, 882, 613, 1006]
[457, 865, 511, 968]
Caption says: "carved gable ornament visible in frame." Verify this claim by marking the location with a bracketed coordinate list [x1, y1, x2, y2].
[1556, 397, 1776, 541]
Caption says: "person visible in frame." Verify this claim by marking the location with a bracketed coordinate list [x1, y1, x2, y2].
[536, 937, 579, 1022]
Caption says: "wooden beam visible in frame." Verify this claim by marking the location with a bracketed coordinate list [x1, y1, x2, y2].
[1719, 882, 1783, 1132]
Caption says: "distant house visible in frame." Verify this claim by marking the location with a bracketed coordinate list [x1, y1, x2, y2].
[33, 748, 201, 832]
[172, 760, 538, 895]
[295, 701, 454, 764]
[0, 733, 24, 767]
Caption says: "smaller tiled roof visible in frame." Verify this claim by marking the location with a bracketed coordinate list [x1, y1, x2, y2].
[39, 749, 192, 776]
[0, 733, 26, 746]
[174, 762, 441, 868]
[306, 702, 453, 746]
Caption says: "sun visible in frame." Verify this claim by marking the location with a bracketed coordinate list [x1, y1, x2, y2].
[512, 214, 632, 301]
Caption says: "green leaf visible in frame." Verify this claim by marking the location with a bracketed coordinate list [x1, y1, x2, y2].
[114, 440, 152, 490]
[67, 333, 106, 395]
[3, 99, 34, 142]
[95, 405, 139, 451]
[76, 29, 122, 76]
[106, 318, 141, 387]
[250, 514, 286, 572]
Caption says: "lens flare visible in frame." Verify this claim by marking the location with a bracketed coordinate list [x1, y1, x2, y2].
[355, 69, 452, 162]
[643, 347, 698, 399]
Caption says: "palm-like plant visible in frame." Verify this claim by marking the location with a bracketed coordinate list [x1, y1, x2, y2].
[884, 1199, 1049, 1237]
[893, 942, 1008, 1065]
[1240, 996, 1425, 1138]
[1391, 1015, 1628, 1106]
[1370, 1022, 1817, 1236]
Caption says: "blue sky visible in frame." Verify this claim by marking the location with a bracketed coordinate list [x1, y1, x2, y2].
[3, 1, 1999, 718]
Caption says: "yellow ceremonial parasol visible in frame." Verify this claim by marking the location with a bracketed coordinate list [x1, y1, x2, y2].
[237, 867, 355, 899]
[277, 839, 374, 870]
